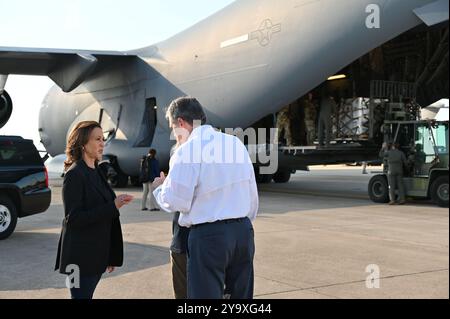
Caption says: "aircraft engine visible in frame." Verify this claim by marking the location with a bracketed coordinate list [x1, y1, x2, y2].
[0, 90, 13, 129]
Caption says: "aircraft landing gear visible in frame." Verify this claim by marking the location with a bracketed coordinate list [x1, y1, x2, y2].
[130, 176, 142, 187]
[99, 161, 129, 188]
[273, 169, 291, 183]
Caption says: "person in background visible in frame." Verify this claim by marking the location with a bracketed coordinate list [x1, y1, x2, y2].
[274, 105, 293, 146]
[387, 143, 408, 205]
[166, 143, 190, 299]
[140, 148, 160, 211]
[170, 210, 190, 299]
[318, 95, 337, 147]
[303, 93, 317, 145]
[412, 143, 427, 175]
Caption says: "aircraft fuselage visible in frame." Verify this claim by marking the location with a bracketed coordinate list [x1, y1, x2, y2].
[38, 0, 437, 176]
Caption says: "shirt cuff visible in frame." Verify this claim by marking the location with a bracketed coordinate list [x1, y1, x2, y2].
[153, 185, 173, 213]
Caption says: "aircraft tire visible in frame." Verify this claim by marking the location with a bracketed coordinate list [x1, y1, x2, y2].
[273, 170, 291, 183]
[100, 162, 128, 188]
[111, 171, 129, 188]
[130, 176, 142, 187]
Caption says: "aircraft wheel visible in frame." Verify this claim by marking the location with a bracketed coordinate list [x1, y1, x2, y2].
[130, 176, 142, 187]
[273, 170, 291, 183]
[110, 171, 129, 188]
[254, 168, 272, 184]
[100, 162, 128, 188]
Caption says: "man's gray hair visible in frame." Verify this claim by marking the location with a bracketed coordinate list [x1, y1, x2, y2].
[165, 97, 207, 126]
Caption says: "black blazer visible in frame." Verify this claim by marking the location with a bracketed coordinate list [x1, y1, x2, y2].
[55, 160, 123, 276]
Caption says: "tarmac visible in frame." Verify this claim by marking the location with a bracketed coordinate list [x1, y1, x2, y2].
[0, 165, 448, 299]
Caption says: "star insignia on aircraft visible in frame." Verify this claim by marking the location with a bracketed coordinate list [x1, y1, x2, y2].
[250, 19, 281, 47]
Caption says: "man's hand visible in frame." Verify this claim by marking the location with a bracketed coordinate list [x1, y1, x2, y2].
[106, 266, 115, 273]
[152, 171, 166, 188]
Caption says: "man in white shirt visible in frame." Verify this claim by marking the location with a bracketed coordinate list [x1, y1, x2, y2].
[152, 97, 258, 299]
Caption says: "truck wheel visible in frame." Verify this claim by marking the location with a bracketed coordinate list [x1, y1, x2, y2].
[0, 196, 18, 240]
[430, 175, 449, 208]
[273, 170, 291, 183]
[368, 175, 389, 203]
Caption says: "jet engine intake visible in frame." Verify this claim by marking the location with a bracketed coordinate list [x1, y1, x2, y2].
[0, 90, 12, 129]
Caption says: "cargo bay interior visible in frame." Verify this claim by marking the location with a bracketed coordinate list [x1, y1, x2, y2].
[250, 23, 449, 148]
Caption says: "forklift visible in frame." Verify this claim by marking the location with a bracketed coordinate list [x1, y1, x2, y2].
[368, 120, 449, 207]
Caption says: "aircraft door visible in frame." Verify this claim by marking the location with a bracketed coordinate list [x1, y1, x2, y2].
[134, 97, 157, 147]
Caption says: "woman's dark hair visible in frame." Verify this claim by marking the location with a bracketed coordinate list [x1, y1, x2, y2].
[64, 121, 102, 171]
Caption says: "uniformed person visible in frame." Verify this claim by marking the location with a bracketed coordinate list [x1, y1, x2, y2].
[412, 143, 427, 175]
[318, 96, 337, 147]
[303, 93, 317, 145]
[379, 142, 390, 171]
[386, 143, 408, 205]
[275, 105, 293, 146]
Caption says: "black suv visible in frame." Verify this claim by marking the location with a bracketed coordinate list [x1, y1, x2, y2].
[0, 136, 51, 239]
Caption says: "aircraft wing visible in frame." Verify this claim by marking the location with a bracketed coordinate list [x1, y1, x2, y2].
[0, 46, 137, 92]
[413, 0, 449, 26]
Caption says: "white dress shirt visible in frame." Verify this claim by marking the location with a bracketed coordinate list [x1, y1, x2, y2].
[153, 125, 259, 227]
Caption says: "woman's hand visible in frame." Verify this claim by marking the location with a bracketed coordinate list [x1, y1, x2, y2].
[106, 266, 115, 273]
[114, 194, 134, 209]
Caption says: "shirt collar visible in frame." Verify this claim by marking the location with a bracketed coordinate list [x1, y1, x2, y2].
[187, 124, 213, 141]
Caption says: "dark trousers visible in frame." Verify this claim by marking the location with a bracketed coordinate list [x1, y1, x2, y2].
[171, 251, 188, 299]
[69, 274, 102, 299]
[187, 217, 255, 299]
[388, 173, 405, 201]
[318, 115, 332, 146]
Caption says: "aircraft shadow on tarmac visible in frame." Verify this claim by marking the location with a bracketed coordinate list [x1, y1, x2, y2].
[0, 231, 169, 291]
[14, 202, 176, 232]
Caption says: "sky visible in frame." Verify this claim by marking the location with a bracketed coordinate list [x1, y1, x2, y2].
[0, 0, 235, 150]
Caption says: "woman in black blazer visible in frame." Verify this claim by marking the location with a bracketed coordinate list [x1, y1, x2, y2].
[55, 121, 133, 299]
